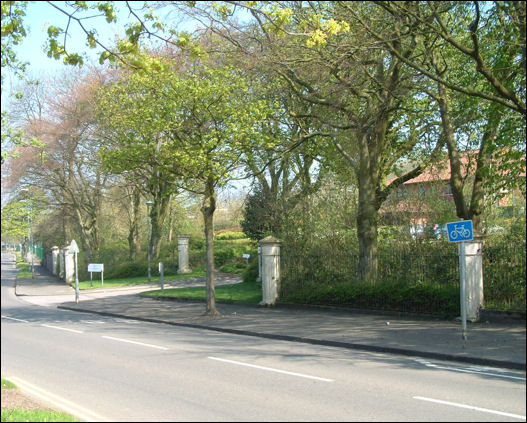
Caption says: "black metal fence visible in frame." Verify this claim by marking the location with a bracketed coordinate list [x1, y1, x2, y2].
[280, 237, 525, 314]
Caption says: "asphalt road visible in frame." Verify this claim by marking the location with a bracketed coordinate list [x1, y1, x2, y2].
[2, 253, 526, 421]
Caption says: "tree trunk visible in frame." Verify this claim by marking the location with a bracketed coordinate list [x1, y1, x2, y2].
[469, 110, 502, 234]
[201, 176, 220, 317]
[356, 133, 379, 285]
[128, 188, 141, 261]
[149, 192, 170, 261]
[438, 82, 503, 235]
[437, 82, 470, 220]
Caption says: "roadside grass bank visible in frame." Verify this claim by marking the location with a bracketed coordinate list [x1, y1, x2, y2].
[75, 267, 207, 290]
[1, 378, 82, 422]
[141, 279, 262, 303]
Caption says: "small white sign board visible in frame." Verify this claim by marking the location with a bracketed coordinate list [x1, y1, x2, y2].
[69, 239, 80, 253]
[242, 254, 250, 259]
[87, 263, 104, 272]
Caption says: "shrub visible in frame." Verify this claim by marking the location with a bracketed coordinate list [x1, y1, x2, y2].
[215, 231, 248, 240]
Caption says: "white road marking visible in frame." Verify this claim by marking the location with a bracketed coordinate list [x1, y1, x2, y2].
[41, 324, 83, 334]
[416, 360, 526, 381]
[102, 335, 169, 350]
[208, 356, 334, 382]
[8, 376, 109, 422]
[413, 396, 526, 420]
[1, 315, 29, 323]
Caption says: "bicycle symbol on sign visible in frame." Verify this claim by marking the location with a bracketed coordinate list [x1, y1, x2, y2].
[449, 225, 471, 240]
[446, 220, 473, 243]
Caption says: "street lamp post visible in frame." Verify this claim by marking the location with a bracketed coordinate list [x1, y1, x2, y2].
[146, 200, 154, 282]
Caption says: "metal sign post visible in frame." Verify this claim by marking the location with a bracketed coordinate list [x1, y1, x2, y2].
[69, 240, 80, 303]
[87, 263, 104, 287]
[446, 219, 473, 341]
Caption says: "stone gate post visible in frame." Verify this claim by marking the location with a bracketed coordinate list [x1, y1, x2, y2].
[51, 246, 60, 276]
[256, 245, 262, 283]
[63, 247, 74, 284]
[177, 234, 191, 274]
[258, 236, 281, 306]
[59, 248, 66, 279]
[461, 238, 484, 321]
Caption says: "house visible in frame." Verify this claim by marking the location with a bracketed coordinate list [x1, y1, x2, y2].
[381, 151, 526, 236]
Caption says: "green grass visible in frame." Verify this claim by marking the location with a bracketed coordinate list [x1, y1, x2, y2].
[76, 268, 206, 290]
[1, 377, 82, 422]
[15, 263, 33, 279]
[141, 280, 262, 303]
[1, 378, 17, 389]
[1, 409, 83, 422]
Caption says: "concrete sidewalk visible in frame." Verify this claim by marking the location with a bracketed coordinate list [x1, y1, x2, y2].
[14, 264, 527, 371]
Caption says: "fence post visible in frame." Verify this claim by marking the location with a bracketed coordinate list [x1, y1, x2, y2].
[177, 234, 191, 274]
[258, 236, 281, 306]
[461, 237, 484, 321]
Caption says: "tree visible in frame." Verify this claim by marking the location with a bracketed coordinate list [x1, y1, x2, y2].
[415, 3, 527, 235]
[191, 1, 445, 283]
[5, 69, 111, 259]
[97, 53, 270, 315]
[95, 62, 181, 263]
[363, 1, 526, 117]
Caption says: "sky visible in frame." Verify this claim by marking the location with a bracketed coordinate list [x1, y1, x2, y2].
[2, 2, 252, 203]
[3, 2, 161, 105]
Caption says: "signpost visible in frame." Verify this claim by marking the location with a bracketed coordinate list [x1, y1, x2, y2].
[446, 219, 473, 341]
[87, 263, 104, 287]
[69, 240, 80, 303]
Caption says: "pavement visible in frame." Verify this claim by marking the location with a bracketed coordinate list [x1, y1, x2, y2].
[11, 263, 526, 371]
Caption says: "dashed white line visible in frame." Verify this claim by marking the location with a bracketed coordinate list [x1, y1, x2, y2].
[102, 335, 169, 350]
[41, 324, 83, 334]
[208, 356, 334, 382]
[413, 396, 526, 420]
[1, 315, 29, 323]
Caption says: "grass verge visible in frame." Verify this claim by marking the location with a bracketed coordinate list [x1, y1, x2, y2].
[1, 377, 82, 422]
[76, 267, 206, 290]
[141, 280, 262, 303]
[1, 408, 82, 422]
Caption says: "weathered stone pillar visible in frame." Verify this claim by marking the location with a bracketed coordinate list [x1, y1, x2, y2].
[63, 247, 74, 284]
[460, 238, 484, 321]
[258, 236, 281, 306]
[59, 248, 66, 279]
[46, 251, 52, 272]
[177, 234, 191, 274]
[256, 245, 262, 283]
[51, 246, 60, 276]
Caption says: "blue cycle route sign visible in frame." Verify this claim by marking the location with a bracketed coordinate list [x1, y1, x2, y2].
[446, 220, 474, 242]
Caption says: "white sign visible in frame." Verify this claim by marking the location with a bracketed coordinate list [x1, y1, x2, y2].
[69, 239, 80, 254]
[87, 263, 104, 272]
[242, 254, 250, 259]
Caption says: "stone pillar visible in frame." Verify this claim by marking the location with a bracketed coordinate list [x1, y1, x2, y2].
[63, 247, 74, 284]
[51, 246, 60, 276]
[59, 248, 66, 279]
[177, 234, 191, 274]
[258, 236, 281, 306]
[460, 238, 484, 321]
[256, 245, 262, 283]
[46, 252, 52, 272]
